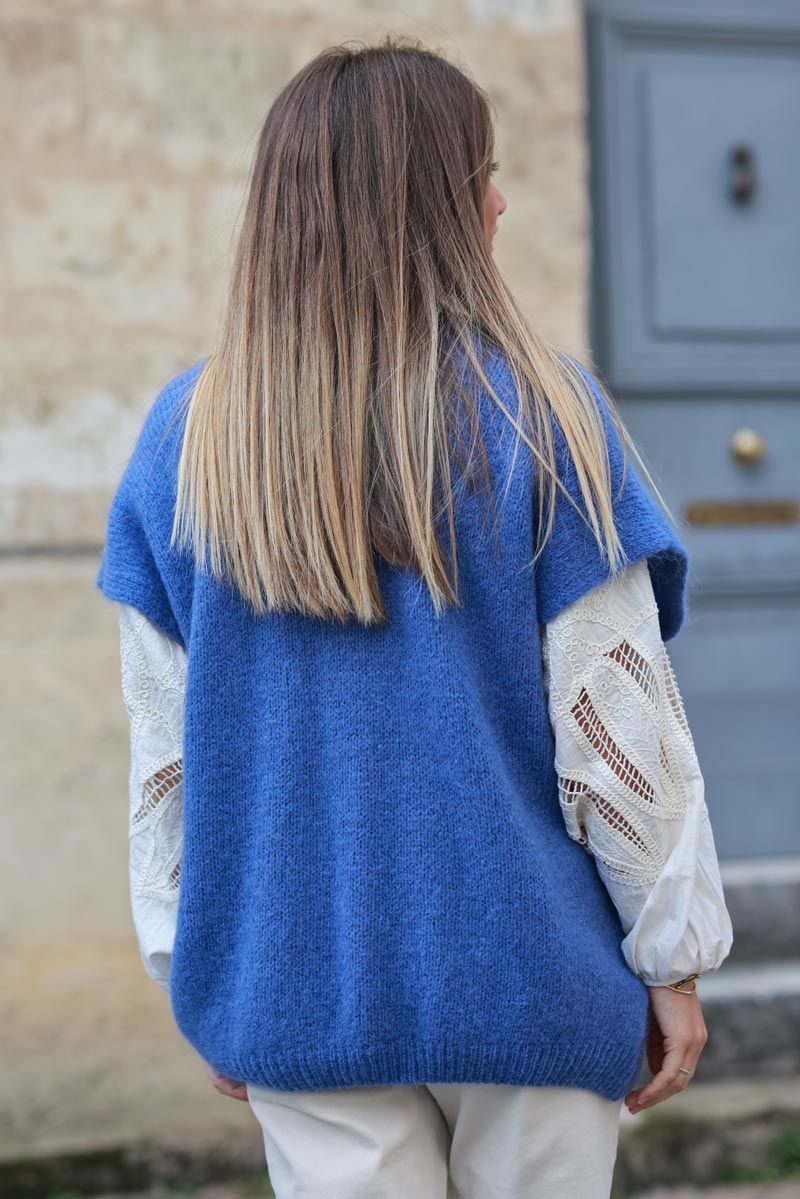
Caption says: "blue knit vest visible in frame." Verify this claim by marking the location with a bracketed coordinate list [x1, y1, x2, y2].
[97, 349, 689, 1101]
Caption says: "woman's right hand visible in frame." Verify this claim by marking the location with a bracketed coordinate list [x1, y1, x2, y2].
[624, 984, 708, 1115]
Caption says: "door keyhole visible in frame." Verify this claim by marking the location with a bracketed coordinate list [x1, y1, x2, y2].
[729, 143, 757, 204]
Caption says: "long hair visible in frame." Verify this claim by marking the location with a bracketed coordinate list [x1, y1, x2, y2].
[170, 35, 675, 625]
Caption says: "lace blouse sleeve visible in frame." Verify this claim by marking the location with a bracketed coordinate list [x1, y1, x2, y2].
[118, 601, 187, 994]
[540, 557, 734, 987]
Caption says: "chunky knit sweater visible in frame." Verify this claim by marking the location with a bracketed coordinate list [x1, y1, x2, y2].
[96, 349, 690, 1101]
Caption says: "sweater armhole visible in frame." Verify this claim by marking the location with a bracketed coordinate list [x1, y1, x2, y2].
[98, 554, 186, 649]
[534, 363, 689, 643]
[96, 475, 187, 649]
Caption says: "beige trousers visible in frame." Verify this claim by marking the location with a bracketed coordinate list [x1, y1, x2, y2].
[246, 1080, 623, 1199]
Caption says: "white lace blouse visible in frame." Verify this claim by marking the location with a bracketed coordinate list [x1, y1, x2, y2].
[116, 556, 733, 995]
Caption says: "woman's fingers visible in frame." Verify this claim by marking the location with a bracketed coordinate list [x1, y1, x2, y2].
[215, 1076, 249, 1102]
[626, 1039, 698, 1111]
[204, 1061, 250, 1102]
[625, 986, 709, 1114]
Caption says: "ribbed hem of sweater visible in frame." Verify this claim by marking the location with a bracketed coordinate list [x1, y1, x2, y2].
[216, 1036, 644, 1102]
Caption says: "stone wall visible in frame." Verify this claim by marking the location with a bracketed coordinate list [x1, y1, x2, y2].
[1, 0, 587, 549]
[0, 0, 588, 1163]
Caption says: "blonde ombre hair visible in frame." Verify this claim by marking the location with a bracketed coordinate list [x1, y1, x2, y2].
[171, 36, 674, 625]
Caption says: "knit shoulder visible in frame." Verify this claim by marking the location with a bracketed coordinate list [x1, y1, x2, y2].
[95, 359, 206, 648]
[130, 358, 207, 482]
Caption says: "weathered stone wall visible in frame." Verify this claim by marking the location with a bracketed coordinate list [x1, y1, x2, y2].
[1, 0, 587, 1163]
[1, 0, 587, 549]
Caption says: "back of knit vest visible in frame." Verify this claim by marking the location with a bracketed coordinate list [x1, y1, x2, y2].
[96, 346, 689, 1101]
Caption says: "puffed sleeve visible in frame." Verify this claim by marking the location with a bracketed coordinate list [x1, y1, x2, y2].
[534, 361, 689, 642]
[118, 601, 188, 994]
[541, 557, 734, 987]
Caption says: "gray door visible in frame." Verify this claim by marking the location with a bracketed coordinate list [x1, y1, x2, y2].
[585, 0, 800, 857]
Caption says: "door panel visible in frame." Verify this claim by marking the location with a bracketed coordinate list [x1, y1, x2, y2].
[620, 397, 800, 591]
[647, 61, 800, 338]
[587, 2, 800, 391]
[620, 397, 800, 856]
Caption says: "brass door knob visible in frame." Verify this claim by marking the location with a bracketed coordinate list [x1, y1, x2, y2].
[730, 427, 766, 464]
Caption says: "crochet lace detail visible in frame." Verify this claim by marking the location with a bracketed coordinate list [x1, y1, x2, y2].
[120, 606, 186, 903]
[541, 557, 703, 895]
